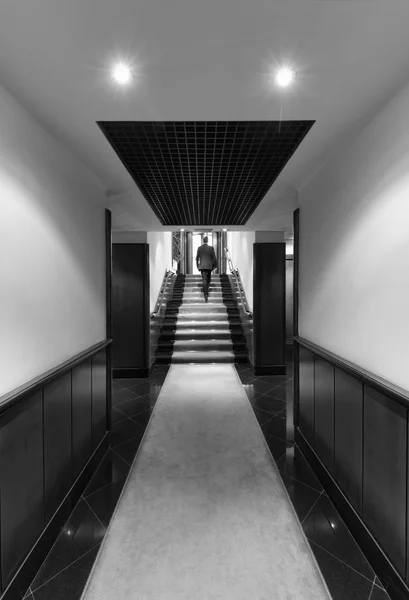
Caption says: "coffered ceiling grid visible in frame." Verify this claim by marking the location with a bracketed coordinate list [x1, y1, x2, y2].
[98, 120, 314, 226]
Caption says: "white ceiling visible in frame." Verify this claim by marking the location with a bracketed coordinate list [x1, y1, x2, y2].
[1, 0, 409, 233]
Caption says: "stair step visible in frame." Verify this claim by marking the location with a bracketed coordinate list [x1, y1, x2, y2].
[156, 350, 247, 364]
[164, 313, 235, 321]
[170, 305, 230, 314]
[159, 339, 236, 351]
[161, 321, 243, 330]
[161, 329, 241, 340]
[168, 294, 238, 304]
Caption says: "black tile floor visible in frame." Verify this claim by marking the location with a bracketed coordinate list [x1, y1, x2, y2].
[23, 357, 391, 600]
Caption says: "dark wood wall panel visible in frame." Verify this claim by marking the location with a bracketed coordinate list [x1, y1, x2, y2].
[0, 392, 44, 588]
[314, 357, 335, 473]
[299, 346, 315, 446]
[253, 243, 286, 373]
[363, 385, 407, 578]
[112, 244, 149, 372]
[295, 337, 409, 599]
[43, 372, 72, 523]
[334, 368, 363, 515]
[72, 359, 92, 479]
[92, 350, 107, 450]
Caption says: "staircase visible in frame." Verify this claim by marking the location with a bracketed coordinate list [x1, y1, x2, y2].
[156, 274, 248, 364]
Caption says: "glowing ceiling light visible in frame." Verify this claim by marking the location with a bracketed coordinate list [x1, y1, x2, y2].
[275, 67, 295, 88]
[112, 63, 133, 85]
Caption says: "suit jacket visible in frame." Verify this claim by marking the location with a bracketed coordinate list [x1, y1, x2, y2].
[196, 243, 217, 271]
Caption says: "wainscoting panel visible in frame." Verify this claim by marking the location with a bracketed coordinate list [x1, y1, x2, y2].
[0, 340, 111, 598]
[43, 372, 73, 524]
[363, 385, 407, 578]
[298, 346, 315, 446]
[0, 391, 44, 589]
[294, 336, 409, 600]
[91, 350, 107, 450]
[314, 357, 334, 474]
[334, 368, 363, 516]
[72, 359, 92, 480]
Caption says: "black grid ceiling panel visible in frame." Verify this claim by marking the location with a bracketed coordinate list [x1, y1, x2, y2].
[97, 121, 315, 226]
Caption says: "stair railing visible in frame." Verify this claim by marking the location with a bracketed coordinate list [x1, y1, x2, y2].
[224, 247, 253, 317]
[151, 269, 177, 318]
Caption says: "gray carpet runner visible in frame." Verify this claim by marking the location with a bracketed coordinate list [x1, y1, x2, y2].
[80, 364, 331, 600]
[156, 274, 248, 364]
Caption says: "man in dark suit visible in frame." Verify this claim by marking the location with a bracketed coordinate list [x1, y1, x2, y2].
[196, 236, 217, 301]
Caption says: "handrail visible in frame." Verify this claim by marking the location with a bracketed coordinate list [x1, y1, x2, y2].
[224, 247, 253, 316]
[151, 269, 176, 318]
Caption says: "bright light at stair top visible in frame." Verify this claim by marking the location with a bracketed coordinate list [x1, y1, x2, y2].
[275, 67, 295, 87]
[112, 63, 133, 85]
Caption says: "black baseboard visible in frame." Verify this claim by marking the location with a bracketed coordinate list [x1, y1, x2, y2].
[249, 363, 286, 376]
[2, 434, 110, 600]
[113, 368, 150, 378]
[295, 428, 409, 600]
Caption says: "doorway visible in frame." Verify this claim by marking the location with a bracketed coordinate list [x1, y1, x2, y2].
[191, 232, 213, 273]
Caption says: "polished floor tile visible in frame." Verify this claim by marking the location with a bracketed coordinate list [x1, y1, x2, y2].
[369, 584, 391, 599]
[113, 435, 144, 465]
[83, 450, 130, 498]
[109, 417, 146, 448]
[260, 414, 288, 440]
[31, 501, 104, 592]
[85, 477, 127, 528]
[249, 394, 287, 416]
[279, 473, 322, 523]
[247, 379, 281, 395]
[263, 432, 294, 461]
[263, 384, 294, 403]
[251, 405, 282, 426]
[127, 381, 162, 398]
[276, 447, 323, 493]
[130, 408, 153, 429]
[302, 494, 376, 582]
[309, 541, 374, 600]
[111, 387, 139, 407]
[114, 394, 152, 417]
[32, 545, 100, 600]
[111, 407, 129, 424]
[115, 378, 146, 390]
[242, 384, 266, 402]
[112, 381, 124, 392]
[239, 374, 256, 385]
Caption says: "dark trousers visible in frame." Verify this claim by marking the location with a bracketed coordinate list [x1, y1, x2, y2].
[200, 269, 212, 296]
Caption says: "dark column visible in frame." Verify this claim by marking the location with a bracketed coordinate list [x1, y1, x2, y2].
[221, 231, 227, 273]
[112, 243, 150, 378]
[214, 232, 220, 273]
[186, 232, 192, 274]
[105, 209, 112, 431]
[253, 242, 286, 375]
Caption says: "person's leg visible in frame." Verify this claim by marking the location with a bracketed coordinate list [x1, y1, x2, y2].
[201, 270, 207, 296]
[205, 270, 211, 298]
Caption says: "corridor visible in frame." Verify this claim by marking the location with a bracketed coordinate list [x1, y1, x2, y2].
[22, 356, 389, 600]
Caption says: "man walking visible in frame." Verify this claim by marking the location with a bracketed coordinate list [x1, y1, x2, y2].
[196, 236, 217, 302]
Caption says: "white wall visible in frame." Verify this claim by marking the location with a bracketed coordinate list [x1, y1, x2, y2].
[227, 231, 255, 310]
[0, 84, 106, 396]
[299, 78, 409, 391]
[147, 231, 173, 312]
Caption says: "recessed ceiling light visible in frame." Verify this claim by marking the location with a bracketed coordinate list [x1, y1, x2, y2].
[112, 63, 133, 85]
[275, 67, 295, 88]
